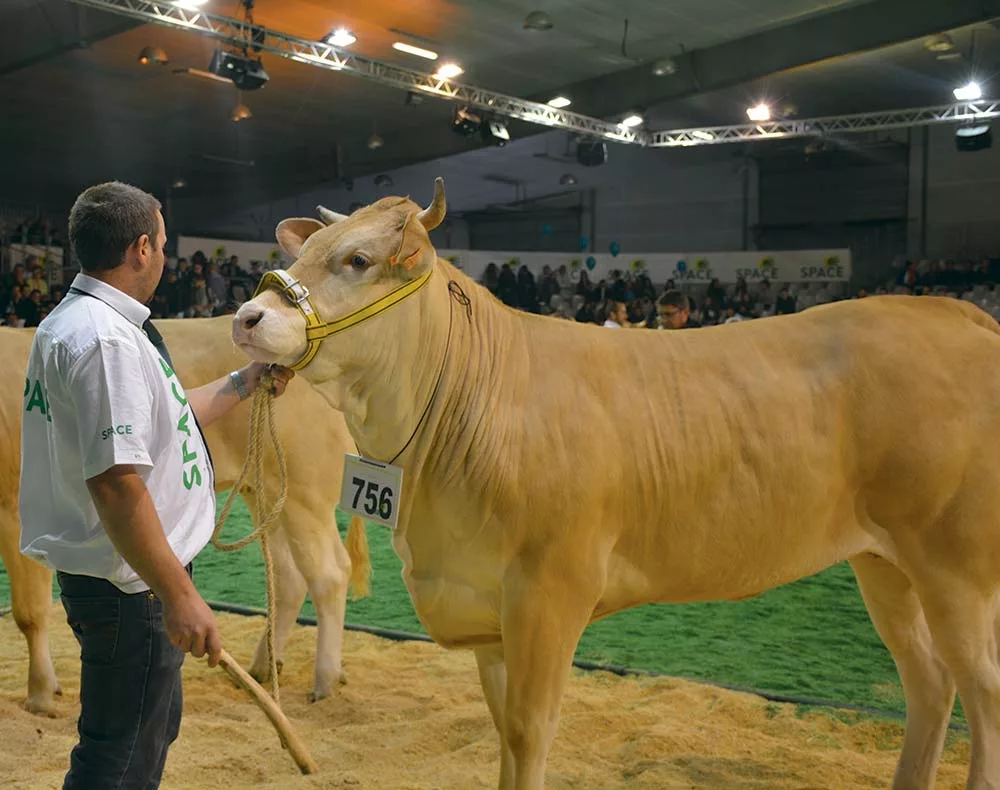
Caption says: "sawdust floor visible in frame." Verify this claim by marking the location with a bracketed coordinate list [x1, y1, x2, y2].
[0, 606, 970, 789]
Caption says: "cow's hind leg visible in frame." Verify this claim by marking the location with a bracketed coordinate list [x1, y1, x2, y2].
[249, 523, 308, 685]
[475, 645, 515, 790]
[850, 551, 955, 790]
[916, 577, 1000, 790]
[0, 512, 60, 715]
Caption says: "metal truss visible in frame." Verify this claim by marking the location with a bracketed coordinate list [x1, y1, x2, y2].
[65, 0, 647, 144]
[650, 101, 1000, 147]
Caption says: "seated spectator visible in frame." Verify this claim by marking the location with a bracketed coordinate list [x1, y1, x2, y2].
[48, 285, 65, 306]
[480, 262, 500, 293]
[18, 289, 42, 327]
[574, 301, 596, 324]
[496, 264, 518, 307]
[206, 261, 228, 306]
[775, 286, 796, 315]
[516, 265, 538, 313]
[657, 290, 700, 330]
[4, 310, 20, 327]
[707, 277, 726, 306]
[701, 295, 721, 326]
[26, 264, 49, 298]
[603, 300, 629, 328]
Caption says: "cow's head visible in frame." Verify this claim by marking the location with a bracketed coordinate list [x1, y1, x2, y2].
[233, 178, 446, 384]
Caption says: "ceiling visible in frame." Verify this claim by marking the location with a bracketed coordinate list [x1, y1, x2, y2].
[1, 0, 998, 223]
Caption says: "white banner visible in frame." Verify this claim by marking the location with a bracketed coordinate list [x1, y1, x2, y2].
[177, 236, 291, 272]
[437, 249, 851, 284]
[177, 235, 850, 285]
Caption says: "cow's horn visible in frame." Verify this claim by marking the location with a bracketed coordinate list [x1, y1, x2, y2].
[416, 177, 446, 231]
[316, 205, 349, 225]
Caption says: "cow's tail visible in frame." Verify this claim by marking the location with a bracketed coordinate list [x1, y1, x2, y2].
[346, 514, 372, 599]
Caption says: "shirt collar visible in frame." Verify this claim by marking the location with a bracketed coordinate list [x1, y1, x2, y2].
[69, 273, 151, 328]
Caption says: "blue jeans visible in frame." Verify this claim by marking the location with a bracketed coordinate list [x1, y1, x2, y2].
[58, 568, 189, 790]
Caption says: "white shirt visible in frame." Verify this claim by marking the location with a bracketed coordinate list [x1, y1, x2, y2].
[19, 274, 216, 593]
[603, 319, 622, 328]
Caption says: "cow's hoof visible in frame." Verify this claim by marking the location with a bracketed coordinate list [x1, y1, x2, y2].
[24, 693, 59, 718]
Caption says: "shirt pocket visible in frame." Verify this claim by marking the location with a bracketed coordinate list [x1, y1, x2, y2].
[62, 596, 121, 666]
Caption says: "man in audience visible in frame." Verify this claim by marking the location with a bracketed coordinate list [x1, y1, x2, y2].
[603, 301, 629, 328]
[657, 290, 699, 329]
[27, 262, 49, 298]
[775, 286, 797, 315]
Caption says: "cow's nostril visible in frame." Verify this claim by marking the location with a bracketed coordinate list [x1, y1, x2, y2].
[243, 310, 264, 330]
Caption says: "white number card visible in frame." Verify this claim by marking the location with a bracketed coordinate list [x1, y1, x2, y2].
[340, 454, 404, 530]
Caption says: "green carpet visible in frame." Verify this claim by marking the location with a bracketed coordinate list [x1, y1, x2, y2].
[2, 494, 911, 715]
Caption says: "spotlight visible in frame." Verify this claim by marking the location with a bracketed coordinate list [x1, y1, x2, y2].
[523, 10, 553, 30]
[954, 81, 983, 101]
[451, 106, 482, 137]
[651, 58, 676, 77]
[374, 174, 394, 188]
[956, 124, 992, 152]
[576, 139, 607, 167]
[209, 49, 269, 91]
[393, 42, 438, 60]
[173, 0, 208, 8]
[481, 118, 510, 146]
[746, 102, 771, 122]
[324, 28, 356, 47]
[367, 132, 384, 150]
[559, 173, 577, 186]
[404, 91, 425, 107]
[547, 96, 572, 108]
[170, 177, 187, 189]
[435, 62, 464, 80]
[231, 102, 252, 122]
[619, 113, 644, 128]
[138, 45, 168, 65]
[691, 130, 715, 141]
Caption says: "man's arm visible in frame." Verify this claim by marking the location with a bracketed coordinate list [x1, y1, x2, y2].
[86, 464, 222, 666]
[186, 362, 294, 428]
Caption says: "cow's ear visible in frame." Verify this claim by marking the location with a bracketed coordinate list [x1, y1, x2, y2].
[276, 218, 326, 258]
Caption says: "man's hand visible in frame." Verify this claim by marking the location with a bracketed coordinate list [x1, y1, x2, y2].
[242, 362, 295, 398]
[162, 590, 223, 668]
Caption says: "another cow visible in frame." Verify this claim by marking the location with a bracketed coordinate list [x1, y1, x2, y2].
[233, 178, 1000, 790]
[0, 316, 370, 715]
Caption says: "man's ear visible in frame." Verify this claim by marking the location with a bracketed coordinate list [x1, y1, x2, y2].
[276, 218, 326, 258]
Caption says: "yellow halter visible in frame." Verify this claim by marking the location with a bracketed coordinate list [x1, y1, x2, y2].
[252, 267, 434, 370]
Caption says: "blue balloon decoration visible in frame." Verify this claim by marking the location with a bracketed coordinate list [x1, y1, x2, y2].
[579, 236, 589, 251]
[541, 223, 553, 236]
[585, 256, 597, 270]
[677, 260, 687, 273]
[609, 241, 621, 257]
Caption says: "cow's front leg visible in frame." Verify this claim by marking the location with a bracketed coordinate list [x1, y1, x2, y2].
[499, 560, 603, 790]
[475, 644, 515, 790]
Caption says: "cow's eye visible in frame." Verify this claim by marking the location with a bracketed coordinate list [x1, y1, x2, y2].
[349, 254, 370, 271]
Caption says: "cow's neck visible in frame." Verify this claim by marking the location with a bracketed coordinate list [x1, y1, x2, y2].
[311, 263, 456, 464]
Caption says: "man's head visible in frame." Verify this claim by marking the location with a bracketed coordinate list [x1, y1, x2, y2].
[12, 263, 24, 283]
[609, 301, 628, 325]
[30, 289, 41, 304]
[657, 290, 690, 329]
[69, 181, 165, 303]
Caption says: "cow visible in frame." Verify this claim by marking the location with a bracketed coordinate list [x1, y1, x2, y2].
[0, 316, 370, 715]
[231, 177, 1000, 790]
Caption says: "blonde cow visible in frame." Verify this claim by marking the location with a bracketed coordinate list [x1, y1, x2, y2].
[0, 317, 369, 715]
[233, 178, 1000, 790]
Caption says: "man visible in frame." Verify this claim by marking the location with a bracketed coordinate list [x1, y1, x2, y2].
[656, 290, 700, 329]
[19, 181, 294, 790]
[775, 286, 797, 315]
[603, 300, 629, 328]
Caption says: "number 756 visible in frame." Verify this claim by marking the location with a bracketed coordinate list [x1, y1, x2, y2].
[352, 476, 393, 520]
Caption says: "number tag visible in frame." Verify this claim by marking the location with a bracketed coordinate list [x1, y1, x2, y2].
[340, 454, 403, 530]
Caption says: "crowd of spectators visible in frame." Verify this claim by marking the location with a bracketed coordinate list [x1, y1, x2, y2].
[4, 239, 1000, 331]
[478, 257, 1000, 329]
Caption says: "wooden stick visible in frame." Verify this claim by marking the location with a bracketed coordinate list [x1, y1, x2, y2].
[217, 649, 319, 775]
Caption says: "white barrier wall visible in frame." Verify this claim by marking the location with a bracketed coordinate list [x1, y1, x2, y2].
[437, 249, 851, 284]
[177, 235, 851, 285]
